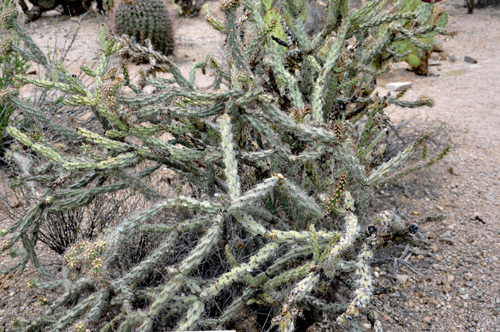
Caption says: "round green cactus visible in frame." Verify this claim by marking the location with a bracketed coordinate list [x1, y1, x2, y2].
[110, 0, 175, 56]
[407, 53, 421, 67]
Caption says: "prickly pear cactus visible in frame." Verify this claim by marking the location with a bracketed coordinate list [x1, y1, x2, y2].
[377, 0, 448, 75]
[110, 0, 175, 56]
[0, 0, 450, 331]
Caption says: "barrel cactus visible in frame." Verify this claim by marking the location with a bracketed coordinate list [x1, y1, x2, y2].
[110, 0, 175, 56]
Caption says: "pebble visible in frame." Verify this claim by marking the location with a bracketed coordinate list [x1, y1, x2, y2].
[464, 56, 478, 64]
[464, 257, 476, 264]
[397, 274, 408, 283]
[423, 316, 432, 324]
[381, 314, 391, 322]
[433, 42, 444, 52]
[440, 231, 455, 244]
[436, 205, 444, 212]
[448, 54, 456, 62]
[464, 273, 473, 281]
[471, 291, 483, 300]
[386, 82, 412, 91]
[431, 245, 439, 252]
[436, 254, 444, 262]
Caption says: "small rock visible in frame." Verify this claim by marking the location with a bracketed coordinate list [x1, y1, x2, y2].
[433, 42, 444, 52]
[397, 274, 409, 283]
[427, 232, 434, 239]
[440, 231, 454, 244]
[464, 257, 476, 264]
[464, 56, 478, 64]
[436, 254, 444, 262]
[464, 273, 473, 281]
[407, 301, 415, 308]
[422, 316, 432, 324]
[471, 291, 483, 300]
[446, 224, 455, 231]
[381, 314, 391, 322]
[465, 281, 474, 287]
[430, 245, 439, 252]
[438, 52, 448, 61]
[447, 274, 455, 282]
[448, 167, 458, 175]
[362, 323, 372, 330]
[436, 205, 444, 212]
[390, 300, 399, 307]
[411, 211, 420, 216]
[385, 82, 412, 91]
[445, 68, 468, 77]
[471, 213, 485, 223]
[458, 288, 467, 295]
[448, 54, 456, 62]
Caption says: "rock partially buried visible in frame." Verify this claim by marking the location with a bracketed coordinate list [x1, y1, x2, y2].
[464, 56, 478, 64]
[445, 68, 467, 77]
[440, 231, 454, 244]
[386, 82, 412, 91]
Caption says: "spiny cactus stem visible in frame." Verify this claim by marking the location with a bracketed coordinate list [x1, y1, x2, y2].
[221, 112, 241, 199]
[113, 229, 180, 287]
[200, 242, 279, 300]
[311, 17, 350, 121]
[337, 242, 373, 324]
[368, 132, 430, 185]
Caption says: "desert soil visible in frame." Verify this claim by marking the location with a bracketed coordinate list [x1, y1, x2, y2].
[1, 0, 500, 331]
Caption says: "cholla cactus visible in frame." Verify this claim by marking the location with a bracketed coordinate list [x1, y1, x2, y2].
[0, 0, 450, 331]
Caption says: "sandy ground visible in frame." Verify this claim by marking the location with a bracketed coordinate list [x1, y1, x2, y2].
[1, 0, 500, 331]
